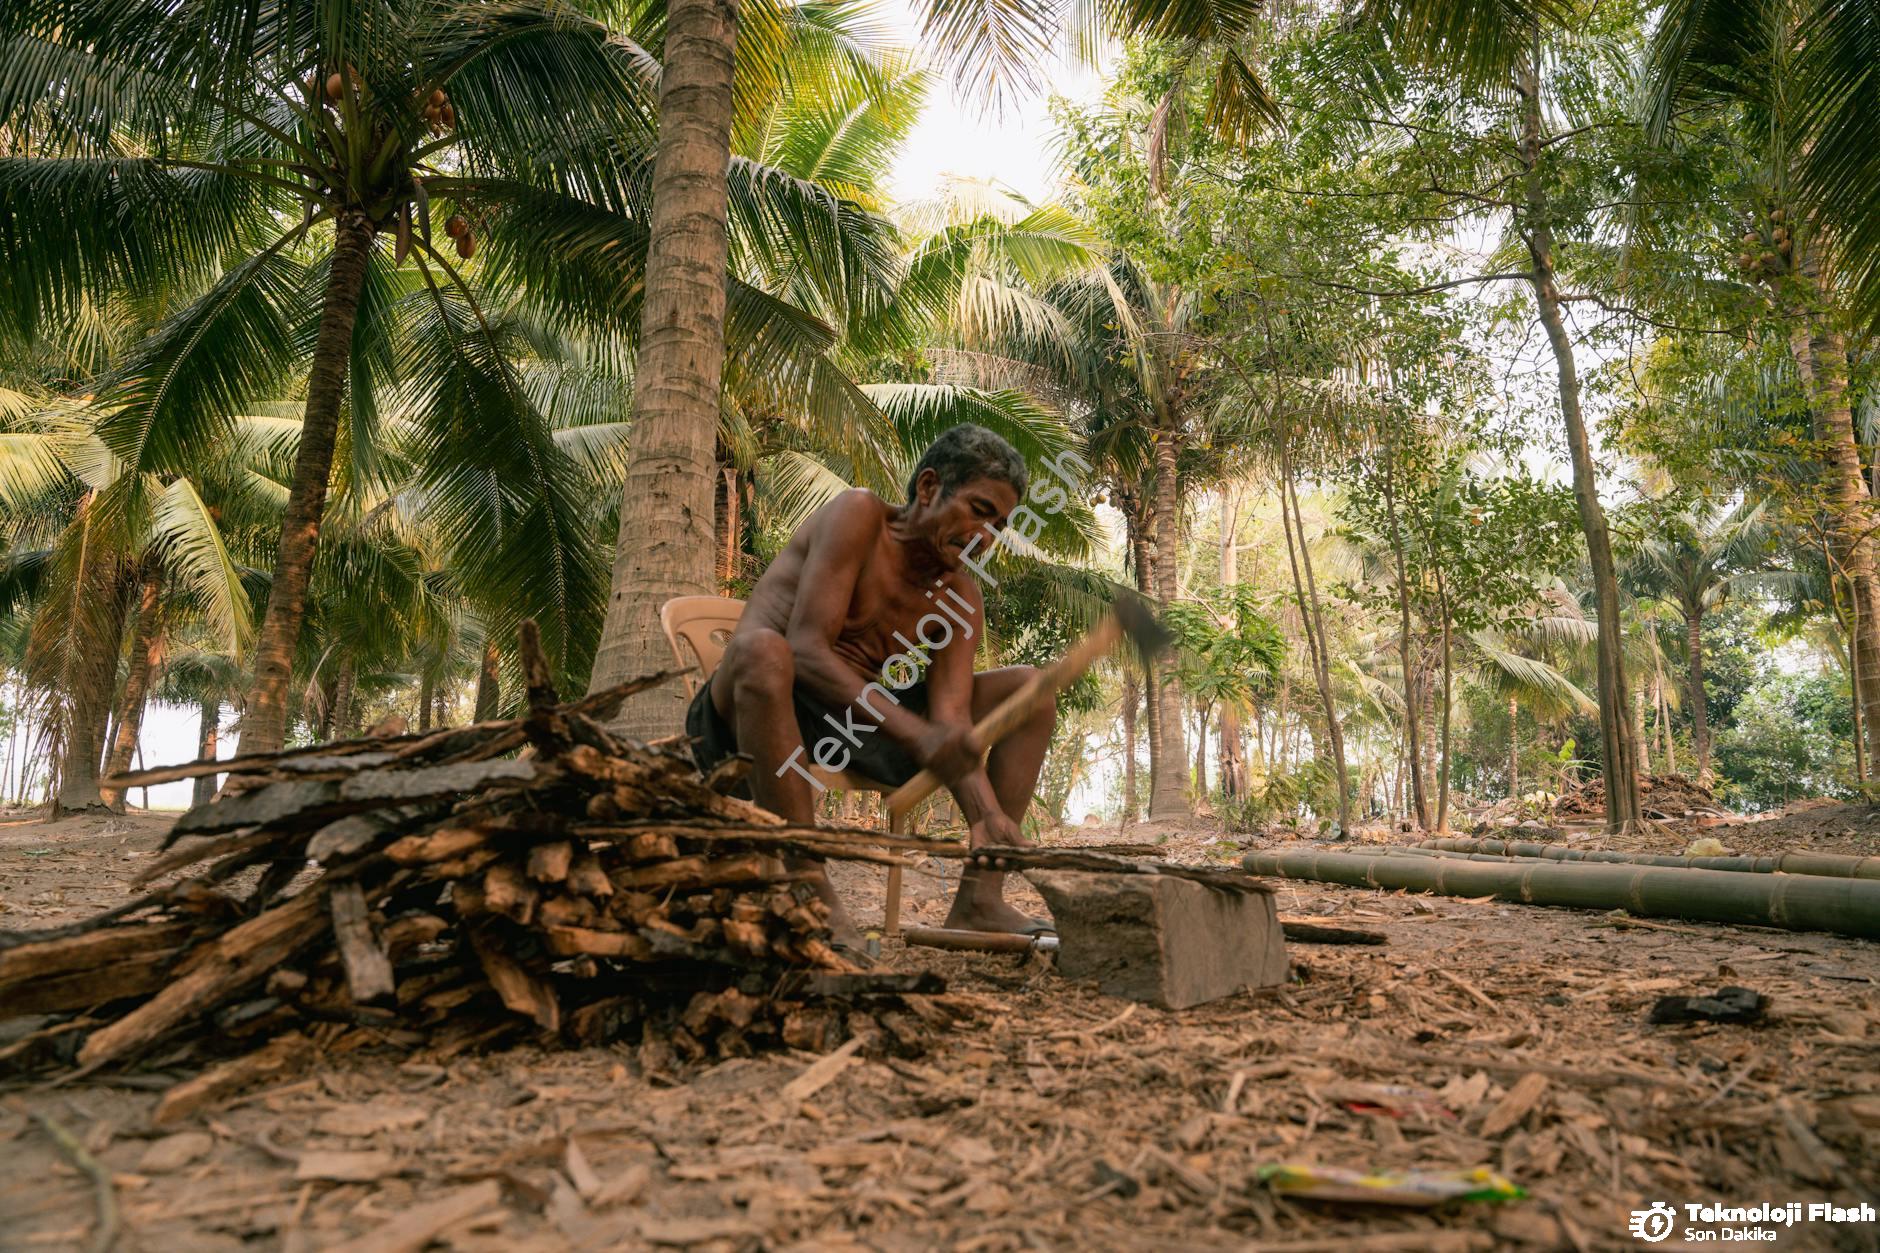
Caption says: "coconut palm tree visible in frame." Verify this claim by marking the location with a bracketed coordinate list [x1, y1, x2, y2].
[0, 385, 265, 810]
[1647, 0, 1880, 328]
[1625, 498, 1775, 783]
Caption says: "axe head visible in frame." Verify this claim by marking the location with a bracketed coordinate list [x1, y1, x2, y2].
[1113, 591, 1175, 665]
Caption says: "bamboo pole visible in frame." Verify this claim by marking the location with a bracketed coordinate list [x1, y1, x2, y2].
[1412, 836, 1880, 880]
[1242, 849, 1880, 939]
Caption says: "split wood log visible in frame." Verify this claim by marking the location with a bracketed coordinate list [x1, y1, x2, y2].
[0, 921, 199, 997]
[330, 882, 395, 1005]
[468, 923, 559, 1032]
[4, 945, 187, 1015]
[1279, 919, 1388, 946]
[1245, 849, 1880, 939]
[78, 886, 333, 1067]
[544, 926, 655, 960]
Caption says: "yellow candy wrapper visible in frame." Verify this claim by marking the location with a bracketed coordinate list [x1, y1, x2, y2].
[1258, 1163, 1526, 1207]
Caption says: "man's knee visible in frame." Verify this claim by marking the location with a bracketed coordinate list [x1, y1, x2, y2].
[725, 629, 795, 697]
[1009, 665, 1057, 729]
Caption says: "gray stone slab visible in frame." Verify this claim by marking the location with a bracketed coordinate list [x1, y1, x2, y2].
[1026, 870, 1288, 1009]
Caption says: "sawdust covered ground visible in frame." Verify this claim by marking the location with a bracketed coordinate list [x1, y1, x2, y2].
[1, 806, 1877, 1251]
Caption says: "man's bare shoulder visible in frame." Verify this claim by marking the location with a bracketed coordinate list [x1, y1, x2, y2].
[799, 488, 892, 546]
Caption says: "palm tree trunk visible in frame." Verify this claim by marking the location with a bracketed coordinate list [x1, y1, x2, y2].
[241, 210, 379, 755]
[715, 463, 741, 590]
[417, 673, 434, 733]
[1218, 706, 1244, 798]
[55, 591, 128, 815]
[1684, 605, 1710, 782]
[1507, 695, 1519, 798]
[192, 699, 220, 808]
[1788, 308, 1880, 773]
[330, 655, 356, 742]
[1663, 686, 1677, 776]
[475, 640, 501, 721]
[586, 0, 740, 738]
[1433, 568, 1453, 833]
[100, 569, 163, 811]
[1217, 488, 1246, 799]
[1193, 702, 1209, 798]
[1120, 668, 1139, 823]
[1382, 467, 1430, 828]
[1633, 686, 1650, 777]
[1517, 56, 1640, 831]
[1126, 499, 1170, 810]
[1826, 572, 1867, 781]
[1147, 420, 1189, 818]
[2, 678, 17, 808]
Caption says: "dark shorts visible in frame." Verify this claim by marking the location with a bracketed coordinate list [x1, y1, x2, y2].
[685, 677, 930, 789]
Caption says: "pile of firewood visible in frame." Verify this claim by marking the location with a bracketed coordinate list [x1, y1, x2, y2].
[1552, 772, 1732, 821]
[0, 626, 963, 1091]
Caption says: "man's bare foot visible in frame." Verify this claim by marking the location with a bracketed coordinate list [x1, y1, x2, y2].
[797, 862, 864, 950]
[943, 869, 1053, 934]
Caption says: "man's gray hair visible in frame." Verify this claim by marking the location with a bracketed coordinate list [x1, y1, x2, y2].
[904, 424, 1028, 504]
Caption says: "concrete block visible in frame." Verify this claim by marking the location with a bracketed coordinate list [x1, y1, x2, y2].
[1025, 871, 1288, 1009]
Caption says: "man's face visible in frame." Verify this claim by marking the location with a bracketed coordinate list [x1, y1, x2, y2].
[912, 472, 1019, 570]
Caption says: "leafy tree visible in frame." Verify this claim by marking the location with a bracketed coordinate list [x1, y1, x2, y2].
[1714, 671, 1857, 810]
[1640, 0, 1880, 778]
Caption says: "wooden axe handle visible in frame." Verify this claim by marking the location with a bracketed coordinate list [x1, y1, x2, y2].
[885, 615, 1123, 822]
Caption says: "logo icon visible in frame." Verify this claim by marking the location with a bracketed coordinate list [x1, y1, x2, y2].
[1630, 1202, 1677, 1243]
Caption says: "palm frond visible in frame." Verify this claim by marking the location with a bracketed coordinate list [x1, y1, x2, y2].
[149, 474, 251, 649]
[860, 381, 1100, 558]
[0, 157, 274, 335]
[1470, 631, 1597, 715]
[93, 239, 310, 475]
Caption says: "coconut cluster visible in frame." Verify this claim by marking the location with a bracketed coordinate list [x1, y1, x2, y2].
[1735, 206, 1794, 277]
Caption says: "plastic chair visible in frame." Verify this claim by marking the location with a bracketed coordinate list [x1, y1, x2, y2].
[659, 596, 916, 933]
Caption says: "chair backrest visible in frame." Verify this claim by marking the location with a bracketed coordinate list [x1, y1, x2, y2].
[659, 596, 747, 693]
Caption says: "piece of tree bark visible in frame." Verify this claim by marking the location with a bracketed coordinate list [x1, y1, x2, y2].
[468, 923, 559, 1031]
[323, 1179, 503, 1253]
[151, 1031, 313, 1127]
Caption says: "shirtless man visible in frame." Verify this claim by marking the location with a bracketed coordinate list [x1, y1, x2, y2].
[685, 425, 1056, 941]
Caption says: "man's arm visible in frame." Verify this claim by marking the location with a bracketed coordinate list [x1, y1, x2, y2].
[920, 579, 1021, 845]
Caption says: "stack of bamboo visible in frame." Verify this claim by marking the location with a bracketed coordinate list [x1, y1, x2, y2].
[0, 625, 955, 1085]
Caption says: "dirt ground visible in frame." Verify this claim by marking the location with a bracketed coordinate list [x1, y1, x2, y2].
[2, 805, 1878, 1252]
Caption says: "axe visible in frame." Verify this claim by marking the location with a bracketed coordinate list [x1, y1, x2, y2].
[883, 592, 1173, 832]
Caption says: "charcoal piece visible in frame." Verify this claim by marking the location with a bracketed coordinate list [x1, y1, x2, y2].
[1648, 986, 1767, 1025]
